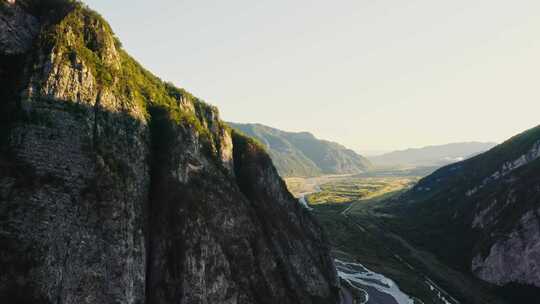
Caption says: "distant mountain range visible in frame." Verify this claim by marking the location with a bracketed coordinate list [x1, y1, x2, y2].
[369, 142, 497, 168]
[228, 123, 372, 177]
[385, 125, 540, 302]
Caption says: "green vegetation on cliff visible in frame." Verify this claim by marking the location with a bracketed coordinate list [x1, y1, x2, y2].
[0, 1, 340, 303]
[37, 1, 225, 155]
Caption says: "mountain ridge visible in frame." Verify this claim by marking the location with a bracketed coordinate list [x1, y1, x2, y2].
[370, 141, 497, 168]
[229, 122, 372, 177]
[383, 125, 540, 302]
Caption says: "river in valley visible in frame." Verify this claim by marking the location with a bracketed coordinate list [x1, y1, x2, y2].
[336, 259, 414, 304]
[297, 184, 320, 210]
[292, 176, 415, 304]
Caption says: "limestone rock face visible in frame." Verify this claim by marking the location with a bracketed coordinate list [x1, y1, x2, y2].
[466, 141, 540, 288]
[472, 209, 540, 287]
[0, 2, 339, 304]
[1, 3, 149, 303]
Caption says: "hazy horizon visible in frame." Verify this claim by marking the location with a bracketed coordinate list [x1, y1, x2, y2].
[84, 0, 540, 151]
[228, 121, 499, 155]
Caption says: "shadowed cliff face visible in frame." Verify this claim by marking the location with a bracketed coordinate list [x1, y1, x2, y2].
[384, 125, 540, 301]
[0, 2, 339, 303]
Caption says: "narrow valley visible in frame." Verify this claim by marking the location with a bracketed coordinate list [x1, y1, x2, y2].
[287, 171, 510, 304]
[1, 1, 539, 303]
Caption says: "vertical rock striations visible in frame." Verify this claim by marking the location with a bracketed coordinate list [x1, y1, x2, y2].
[0, 1, 339, 303]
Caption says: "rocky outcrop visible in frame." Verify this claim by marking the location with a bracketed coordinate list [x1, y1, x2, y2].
[0, 2, 339, 303]
[466, 140, 540, 195]
[466, 141, 540, 288]
[472, 209, 540, 287]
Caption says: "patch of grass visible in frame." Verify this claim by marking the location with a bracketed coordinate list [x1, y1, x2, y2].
[305, 177, 418, 205]
[230, 129, 266, 152]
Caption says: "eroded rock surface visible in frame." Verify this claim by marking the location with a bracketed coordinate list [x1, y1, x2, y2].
[0, 2, 339, 303]
[0, 1, 39, 54]
[473, 209, 540, 287]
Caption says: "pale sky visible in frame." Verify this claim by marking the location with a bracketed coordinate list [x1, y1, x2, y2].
[84, 0, 540, 152]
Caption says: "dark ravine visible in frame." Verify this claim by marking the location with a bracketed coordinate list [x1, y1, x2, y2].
[0, 1, 339, 303]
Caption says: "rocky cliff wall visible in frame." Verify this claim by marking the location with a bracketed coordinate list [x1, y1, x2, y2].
[0, 2, 339, 303]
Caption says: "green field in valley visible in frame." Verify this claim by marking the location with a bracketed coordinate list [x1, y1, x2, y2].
[290, 172, 507, 304]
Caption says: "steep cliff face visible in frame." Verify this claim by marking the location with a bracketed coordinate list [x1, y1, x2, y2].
[385, 125, 540, 299]
[0, 1, 339, 303]
[468, 146, 540, 289]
